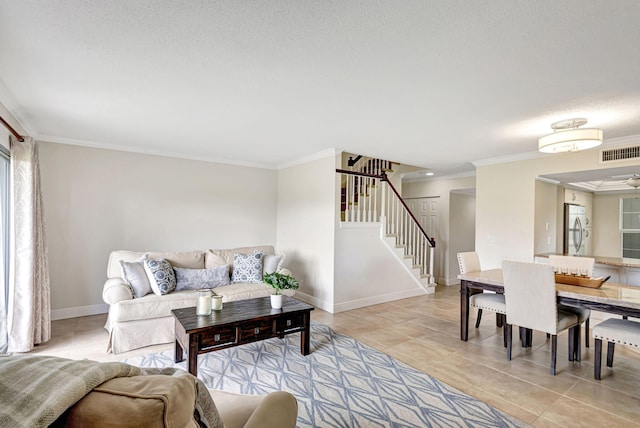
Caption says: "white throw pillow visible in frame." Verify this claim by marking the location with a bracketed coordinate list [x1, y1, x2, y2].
[231, 251, 264, 283]
[205, 251, 228, 269]
[143, 258, 177, 295]
[174, 265, 230, 291]
[120, 259, 152, 298]
[263, 252, 286, 275]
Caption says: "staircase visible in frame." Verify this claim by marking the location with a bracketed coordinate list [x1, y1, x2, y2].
[337, 156, 436, 293]
[340, 156, 393, 222]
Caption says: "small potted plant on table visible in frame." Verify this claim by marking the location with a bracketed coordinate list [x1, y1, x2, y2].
[263, 272, 300, 309]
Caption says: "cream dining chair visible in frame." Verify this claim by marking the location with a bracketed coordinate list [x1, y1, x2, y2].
[547, 255, 594, 353]
[592, 318, 640, 380]
[502, 261, 580, 375]
[457, 252, 506, 340]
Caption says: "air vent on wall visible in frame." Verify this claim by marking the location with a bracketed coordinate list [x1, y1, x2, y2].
[600, 145, 640, 163]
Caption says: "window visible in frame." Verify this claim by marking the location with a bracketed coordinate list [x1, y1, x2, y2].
[621, 198, 640, 259]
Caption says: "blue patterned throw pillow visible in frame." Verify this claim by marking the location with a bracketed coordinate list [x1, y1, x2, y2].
[143, 258, 177, 295]
[231, 251, 264, 283]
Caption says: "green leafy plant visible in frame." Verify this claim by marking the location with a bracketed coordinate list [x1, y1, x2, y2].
[263, 272, 300, 295]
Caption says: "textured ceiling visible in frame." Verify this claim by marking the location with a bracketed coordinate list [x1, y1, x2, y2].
[1, 1, 640, 174]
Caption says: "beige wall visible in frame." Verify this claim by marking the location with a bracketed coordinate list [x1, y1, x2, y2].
[276, 154, 336, 312]
[593, 192, 624, 257]
[39, 142, 278, 315]
[534, 180, 559, 254]
[449, 192, 476, 283]
[402, 176, 476, 284]
[476, 145, 640, 268]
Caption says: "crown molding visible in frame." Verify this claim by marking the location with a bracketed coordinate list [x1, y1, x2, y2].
[535, 176, 560, 185]
[472, 134, 640, 168]
[402, 169, 476, 183]
[36, 134, 278, 169]
[38, 133, 342, 171]
[276, 148, 341, 169]
[471, 150, 543, 167]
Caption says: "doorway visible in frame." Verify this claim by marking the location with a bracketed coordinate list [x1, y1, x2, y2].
[449, 190, 476, 284]
[406, 197, 439, 278]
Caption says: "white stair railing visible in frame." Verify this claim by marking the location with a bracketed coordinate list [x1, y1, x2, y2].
[343, 172, 378, 222]
[337, 168, 436, 283]
[380, 181, 435, 282]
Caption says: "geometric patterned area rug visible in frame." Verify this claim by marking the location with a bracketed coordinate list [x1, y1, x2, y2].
[125, 322, 525, 427]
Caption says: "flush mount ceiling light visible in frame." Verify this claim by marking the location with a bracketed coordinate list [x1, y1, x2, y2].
[538, 118, 603, 153]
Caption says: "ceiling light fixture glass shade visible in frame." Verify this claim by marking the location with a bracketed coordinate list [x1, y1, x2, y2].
[538, 118, 603, 153]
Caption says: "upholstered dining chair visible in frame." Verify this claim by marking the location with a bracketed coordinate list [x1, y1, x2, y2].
[502, 261, 580, 375]
[457, 252, 506, 338]
[548, 255, 594, 353]
[592, 318, 640, 380]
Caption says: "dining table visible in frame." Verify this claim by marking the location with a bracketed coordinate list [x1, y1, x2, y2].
[459, 268, 640, 341]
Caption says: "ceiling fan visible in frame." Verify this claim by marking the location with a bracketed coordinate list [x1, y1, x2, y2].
[593, 172, 640, 185]
[624, 174, 640, 188]
[607, 172, 640, 180]
[563, 172, 640, 193]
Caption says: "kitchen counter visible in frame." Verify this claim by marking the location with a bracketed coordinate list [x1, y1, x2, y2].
[535, 253, 640, 286]
[535, 253, 640, 268]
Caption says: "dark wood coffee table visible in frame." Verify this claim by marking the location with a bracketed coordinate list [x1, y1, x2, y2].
[172, 296, 314, 376]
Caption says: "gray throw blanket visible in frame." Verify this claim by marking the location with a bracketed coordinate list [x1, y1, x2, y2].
[0, 354, 222, 428]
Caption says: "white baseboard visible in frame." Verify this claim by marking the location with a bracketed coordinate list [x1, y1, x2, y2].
[440, 277, 460, 286]
[333, 288, 427, 313]
[294, 292, 334, 313]
[297, 288, 427, 314]
[51, 303, 109, 321]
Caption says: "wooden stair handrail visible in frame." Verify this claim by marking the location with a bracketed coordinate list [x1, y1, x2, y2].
[381, 172, 436, 248]
[347, 155, 363, 167]
[335, 169, 436, 248]
[335, 168, 383, 179]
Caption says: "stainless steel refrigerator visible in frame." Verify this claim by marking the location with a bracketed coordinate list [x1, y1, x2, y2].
[564, 203, 587, 256]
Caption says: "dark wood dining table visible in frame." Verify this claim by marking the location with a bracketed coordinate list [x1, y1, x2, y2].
[459, 268, 640, 341]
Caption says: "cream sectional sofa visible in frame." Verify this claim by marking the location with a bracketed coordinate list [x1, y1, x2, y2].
[102, 245, 294, 354]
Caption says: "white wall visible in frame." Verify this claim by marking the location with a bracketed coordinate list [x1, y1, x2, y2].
[333, 223, 425, 312]
[476, 145, 640, 268]
[276, 154, 336, 312]
[402, 175, 476, 284]
[38, 142, 278, 316]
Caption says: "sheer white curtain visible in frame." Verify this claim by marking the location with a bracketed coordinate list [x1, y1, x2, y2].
[7, 136, 50, 352]
[0, 145, 8, 353]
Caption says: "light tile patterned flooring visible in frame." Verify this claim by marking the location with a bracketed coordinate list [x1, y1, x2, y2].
[25, 285, 640, 427]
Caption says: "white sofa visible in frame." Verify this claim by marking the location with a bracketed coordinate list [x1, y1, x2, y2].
[102, 245, 294, 354]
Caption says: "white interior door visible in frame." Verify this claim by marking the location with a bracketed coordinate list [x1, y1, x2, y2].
[407, 197, 438, 238]
[406, 197, 439, 277]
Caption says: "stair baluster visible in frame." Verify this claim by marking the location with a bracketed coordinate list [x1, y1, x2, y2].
[336, 162, 436, 285]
